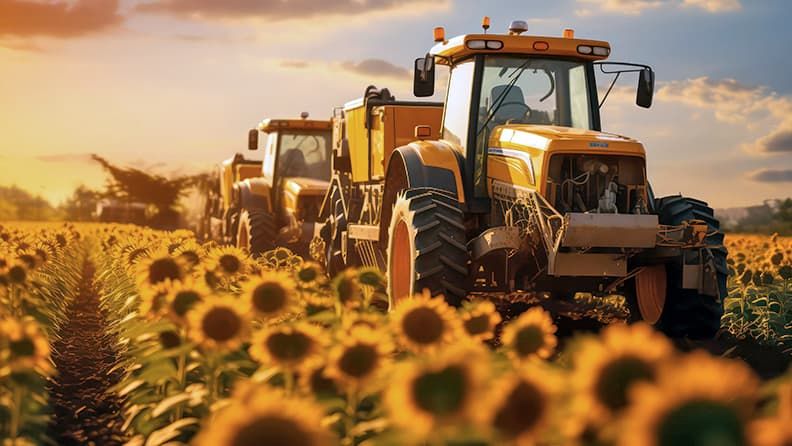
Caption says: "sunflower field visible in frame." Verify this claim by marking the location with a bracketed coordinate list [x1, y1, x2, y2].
[0, 222, 790, 446]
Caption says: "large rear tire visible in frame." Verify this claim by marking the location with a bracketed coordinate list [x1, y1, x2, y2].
[386, 188, 469, 308]
[320, 198, 347, 277]
[237, 208, 278, 258]
[631, 195, 727, 339]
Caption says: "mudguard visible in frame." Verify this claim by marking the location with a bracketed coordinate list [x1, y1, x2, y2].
[387, 141, 465, 202]
[379, 141, 465, 244]
[235, 177, 272, 212]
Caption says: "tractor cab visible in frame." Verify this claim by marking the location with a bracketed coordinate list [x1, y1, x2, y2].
[236, 114, 333, 257]
[414, 20, 655, 211]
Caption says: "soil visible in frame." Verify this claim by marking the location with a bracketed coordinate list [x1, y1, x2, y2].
[47, 262, 126, 446]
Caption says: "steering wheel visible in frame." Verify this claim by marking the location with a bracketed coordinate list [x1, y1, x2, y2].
[301, 136, 322, 160]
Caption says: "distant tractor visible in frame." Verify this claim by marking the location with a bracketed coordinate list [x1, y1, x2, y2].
[202, 153, 263, 244]
[315, 20, 727, 339]
[96, 199, 147, 226]
[233, 114, 333, 257]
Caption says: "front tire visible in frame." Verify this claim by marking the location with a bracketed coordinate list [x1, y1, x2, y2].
[386, 188, 469, 308]
[631, 195, 727, 339]
[237, 208, 277, 258]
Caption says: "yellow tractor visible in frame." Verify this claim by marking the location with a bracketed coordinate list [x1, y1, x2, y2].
[316, 20, 727, 339]
[202, 153, 263, 245]
[235, 114, 332, 257]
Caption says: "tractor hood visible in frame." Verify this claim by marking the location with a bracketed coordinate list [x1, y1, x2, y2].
[282, 177, 329, 197]
[491, 125, 646, 157]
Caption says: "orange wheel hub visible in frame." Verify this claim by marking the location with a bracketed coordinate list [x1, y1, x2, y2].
[390, 219, 412, 306]
[635, 265, 667, 324]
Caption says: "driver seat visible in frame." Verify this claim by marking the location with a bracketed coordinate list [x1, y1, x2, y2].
[490, 85, 528, 124]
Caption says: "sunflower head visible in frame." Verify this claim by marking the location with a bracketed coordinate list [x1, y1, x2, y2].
[386, 344, 489, 438]
[574, 323, 675, 423]
[460, 300, 502, 342]
[480, 367, 559, 444]
[194, 385, 333, 446]
[137, 250, 186, 288]
[187, 296, 250, 351]
[299, 359, 340, 399]
[331, 269, 363, 309]
[250, 322, 326, 372]
[295, 262, 324, 288]
[6, 261, 28, 285]
[619, 351, 759, 446]
[326, 326, 393, 392]
[0, 318, 52, 375]
[165, 280, 208, 325]
[501, 306, 557, 362]
[138, 280, 176, 319]
[390, 290, 462, 353]
[206, 246, 250, 278]
[172, 240, 205, 269]
[242, 271, 298, 319]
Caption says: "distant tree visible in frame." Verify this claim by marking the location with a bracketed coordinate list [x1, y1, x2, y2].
[774, 198, 792, 223]
[60, 186, 101, 221]
[91, 155, 209, 228]
[0, 198, 18, 220]
[0, 186, 59, 221]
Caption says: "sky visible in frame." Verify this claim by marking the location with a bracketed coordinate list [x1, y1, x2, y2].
[0, 0, 790, 207]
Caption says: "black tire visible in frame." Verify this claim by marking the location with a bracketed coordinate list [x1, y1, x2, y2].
[320, 198, 347, 277]
[654, 195, 727, 339]
[237, 208, 278, 258]
[386, 188, 469, 307]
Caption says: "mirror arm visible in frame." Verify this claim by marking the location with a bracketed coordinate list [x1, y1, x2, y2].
[598, 72, 621, 109]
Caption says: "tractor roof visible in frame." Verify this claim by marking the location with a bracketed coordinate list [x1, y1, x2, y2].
[257, 118, 331, 133]
[430, 33, 611, 65]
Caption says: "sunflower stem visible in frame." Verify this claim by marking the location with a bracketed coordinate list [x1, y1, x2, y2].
[283, 370, 295, 396]
[342, 390, 359, 446]
[10, 384, 24, 439]
[174, 339, 188, 420]
[205, 351, 220, 405]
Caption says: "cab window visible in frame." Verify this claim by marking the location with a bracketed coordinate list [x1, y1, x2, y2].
[441, 60, 475, 153]
[276, 131, 331, 181]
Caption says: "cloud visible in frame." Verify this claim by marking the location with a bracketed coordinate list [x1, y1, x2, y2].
[746, 169, 792, 183]
[576, 0, 740, 15]
[655, 77, 792, 154]
[280, 60, 310, 69]
[755, 128, 792, 154]
[136, 0, 444, 21]
[340, 59, 410, 80]
[681, 0, 741, 13]
[0, 0, 123, 38]
[280, 58, 410, 81]
[35, 153, 96, 164]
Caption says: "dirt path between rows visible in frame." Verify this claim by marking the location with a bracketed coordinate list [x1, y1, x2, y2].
[47, 261, 126, 445]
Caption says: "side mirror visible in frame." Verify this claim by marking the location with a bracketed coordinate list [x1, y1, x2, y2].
[248, 129, 258, 150]
[636, 68, 654, 108]
[413, 53, 435, 97]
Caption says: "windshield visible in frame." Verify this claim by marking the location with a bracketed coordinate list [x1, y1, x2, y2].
[276, 131, 331, 181]
[477, 56, 593, 135]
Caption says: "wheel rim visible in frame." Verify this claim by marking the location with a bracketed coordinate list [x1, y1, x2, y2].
[635, 265, 667, 324]
[389, 219, 412, 307]
[238, 221, 249, 250]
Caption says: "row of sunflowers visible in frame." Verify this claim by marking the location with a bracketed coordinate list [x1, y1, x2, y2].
[0, 222, 790, 445]
[0, 223, 84, 443]
[92, 225, 790, 446]
[723, 233, 792, 350]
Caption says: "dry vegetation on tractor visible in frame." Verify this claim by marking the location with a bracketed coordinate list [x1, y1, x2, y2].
[0, 222, 790, 445]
